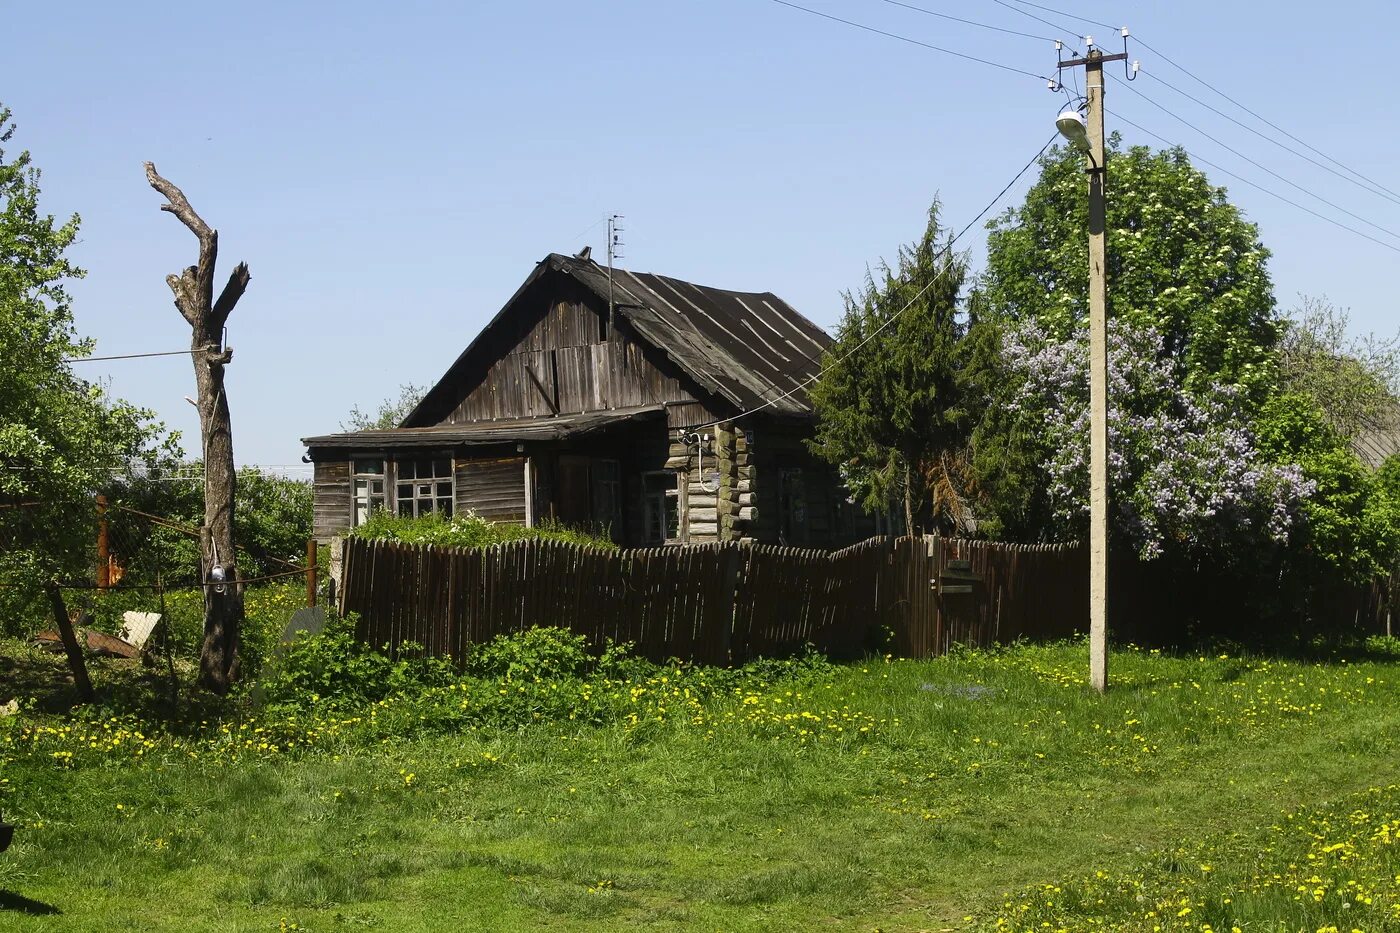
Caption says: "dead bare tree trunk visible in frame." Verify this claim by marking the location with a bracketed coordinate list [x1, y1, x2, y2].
[145, 162, 250, 695]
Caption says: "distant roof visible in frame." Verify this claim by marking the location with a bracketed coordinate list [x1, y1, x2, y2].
[404, 253, 832, 427]
[303, 405, 663, 450]
[1354, 403, 1400, 468]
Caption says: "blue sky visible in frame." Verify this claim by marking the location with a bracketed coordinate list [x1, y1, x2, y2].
[7, 0, 1398, 471]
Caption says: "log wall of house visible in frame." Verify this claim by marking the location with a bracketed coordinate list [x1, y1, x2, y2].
[313, 460, 352, 540]
[666, 420, 755, 545]
[456, 457, 528, 523]
[444, 278, 700, 423]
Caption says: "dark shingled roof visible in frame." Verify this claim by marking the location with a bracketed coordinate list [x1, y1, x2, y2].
[401, 253, 832, 428]
[550, 254, 832, 415]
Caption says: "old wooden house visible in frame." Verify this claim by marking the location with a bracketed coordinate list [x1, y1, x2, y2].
[303, 251, 875, 547]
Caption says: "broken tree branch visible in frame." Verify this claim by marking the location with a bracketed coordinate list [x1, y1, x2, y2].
[145, 161, 219, 310]
[144, 162, 213, 241]
[211, 262, 251, 331]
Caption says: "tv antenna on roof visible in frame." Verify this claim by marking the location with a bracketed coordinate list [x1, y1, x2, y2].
[607, 214, 625, 332]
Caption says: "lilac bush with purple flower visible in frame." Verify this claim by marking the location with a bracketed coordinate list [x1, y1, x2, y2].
[1002, 317, 1313, 559]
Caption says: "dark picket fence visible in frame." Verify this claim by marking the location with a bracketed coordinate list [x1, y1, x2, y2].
[339, 535, 1104, 665]
[337, 535, 1395, 665]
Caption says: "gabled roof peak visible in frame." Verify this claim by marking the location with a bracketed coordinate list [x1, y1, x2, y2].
[542, 253, 831, 414]
[402, 252, 832, 427]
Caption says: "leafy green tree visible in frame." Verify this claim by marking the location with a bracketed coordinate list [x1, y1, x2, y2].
[342, 382, 427, 431]
[1277, 296, 1399, 442]
[105, 464, 311, 583]
[974, 139, 1277, 397]
[235, 468, 313, 573]
[967, 141, 1281, 540]
[0, 104, 172, 607]
[1254, 393, 1399, 581]
[808, 201, 971, 533]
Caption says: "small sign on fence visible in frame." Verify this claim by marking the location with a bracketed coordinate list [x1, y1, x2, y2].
[937, 558, 980, 596]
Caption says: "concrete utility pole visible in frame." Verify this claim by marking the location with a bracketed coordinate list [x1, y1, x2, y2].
[1057, 38, 1131, 693]
[1085, 51, 1109, 694]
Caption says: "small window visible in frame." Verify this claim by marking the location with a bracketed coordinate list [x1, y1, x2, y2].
[643, 471, 680, 545]
[394, 457, 454, 519]
[779, 467, 807, 545]
[592, 459, 622, 530]
[352, 459, 387, 526]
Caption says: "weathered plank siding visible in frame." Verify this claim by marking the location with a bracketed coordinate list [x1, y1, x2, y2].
[456, 457, 528, 523]
[444, 278, 697, 424]
[312, 460, 352, 540]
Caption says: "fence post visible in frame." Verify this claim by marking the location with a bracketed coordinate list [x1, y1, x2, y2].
[306, 538, 318, 608]
[95, 493, 110, 590]
[45, 581, 94, 702]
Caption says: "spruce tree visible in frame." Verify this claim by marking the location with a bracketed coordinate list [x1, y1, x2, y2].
[809, 201, 970, 533]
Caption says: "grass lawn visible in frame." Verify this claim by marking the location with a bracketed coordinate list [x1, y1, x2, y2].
[3, 633, 1400, 932]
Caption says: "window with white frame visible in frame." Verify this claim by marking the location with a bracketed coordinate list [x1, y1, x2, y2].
[351, 458, 386, 527]
[395, 458, 454, 518]
[643, 470, 680, 544]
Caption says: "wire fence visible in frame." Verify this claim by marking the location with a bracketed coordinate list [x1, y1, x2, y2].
[0, 496, 319, 657]
[1, 496, 310, 590]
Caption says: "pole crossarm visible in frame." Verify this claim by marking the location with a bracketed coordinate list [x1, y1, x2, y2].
[1060, 51, 1127, 67]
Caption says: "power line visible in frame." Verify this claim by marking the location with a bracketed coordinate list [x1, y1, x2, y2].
[1139, 69, 1400, 209]
[997, 1, 1400, 203]
[986, 0, 1085, 50]
[1113, 77, 1400, 244]
[767, 0, 1050, 81]
[996, 0, 1400, 203]
[1107, 107, 1400, 257]
[872, 0, 1057, 43]
[64, 347, 211, 363]
[685, 134, 1060, 432]
[996, 0, 1400, 205]
[1133, 38, 1400, 205]
[992, 0, 1115, 31]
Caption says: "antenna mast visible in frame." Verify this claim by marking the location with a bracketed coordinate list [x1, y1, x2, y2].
[607, 213, 624, 332]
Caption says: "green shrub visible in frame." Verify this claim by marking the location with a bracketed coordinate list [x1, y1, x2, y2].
[464, 626, 637, 681]
[259, 617, 455, 709]
[349, 510, 616, 550]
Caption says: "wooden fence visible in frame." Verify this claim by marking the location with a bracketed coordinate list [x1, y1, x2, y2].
[339, 535, 1101, 665]
[338, 535, 1395, 665]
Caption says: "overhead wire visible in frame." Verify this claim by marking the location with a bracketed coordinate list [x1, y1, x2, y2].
[984, 0, 1400, 205]
[1139, 69, 1400, 208]
[992, 0, 1115, 31]
[871, 0, 1058, 43]
[766, 0, 1051, 81]
[1111, 76, 1400, 244]
[986, 0, 1085, 51]
[63, 347, 211, 363]
[1133, 37, 1400, 205]
[1106, 107, 1400, 256]
[685, 134, 1060, 432]
[781, 0, 1400, 257]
